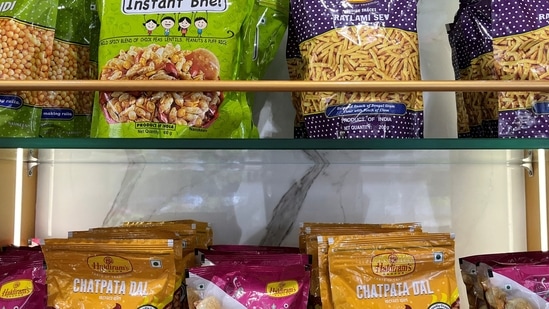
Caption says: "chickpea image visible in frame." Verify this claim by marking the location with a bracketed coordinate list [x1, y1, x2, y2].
[0, 18, 55, 106]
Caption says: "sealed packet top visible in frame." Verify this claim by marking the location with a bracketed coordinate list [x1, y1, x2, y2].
[201, 252, 311, 267]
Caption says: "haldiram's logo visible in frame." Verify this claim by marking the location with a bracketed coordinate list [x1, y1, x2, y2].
[88, 255, 133, 274]
[122, 0, 227, 14]
[266, 280, 299, 298]
[372, 253, 415, 277]
[0, 280, 33, 299]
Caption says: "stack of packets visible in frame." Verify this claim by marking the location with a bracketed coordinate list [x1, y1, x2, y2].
[460, 251, 549, 309]
[189, 244, 311, 309]
[42, 219, 212, 309]
[299, 222, 459, 309]
[0, 245, 46, 309]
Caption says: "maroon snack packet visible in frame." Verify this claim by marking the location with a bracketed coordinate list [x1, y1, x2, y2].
[186, 264, 310, 309]
[0, 259, 47, 309]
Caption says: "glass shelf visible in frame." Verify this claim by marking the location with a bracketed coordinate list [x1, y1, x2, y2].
[0, 137, 546, 150]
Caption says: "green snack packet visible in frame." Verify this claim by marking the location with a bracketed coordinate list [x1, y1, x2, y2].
[91, 0, 255, 138]
[41, 0, 94, 137]
[0, 0, 58, 137]
[241, 0, 289, 80]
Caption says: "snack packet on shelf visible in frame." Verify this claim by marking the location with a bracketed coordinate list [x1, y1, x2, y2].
[299, 222, 422, 308]
[186, 264, 310, 309]
[289, 0, 423, 139]
[451, 0, 497, 138]
[461, 251, 549, 309]
[447, 20, 471, 138]
[41, 0, 94, 137]
[0, 0, 58, 137]
[0, 259, 47, 309]
[327, 232, 458, 308]
[91, 0, 256, 138]
[43, 238, 178, 309]
[491, 0, 549, 138]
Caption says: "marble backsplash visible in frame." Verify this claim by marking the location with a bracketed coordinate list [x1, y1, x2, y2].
[35, 148, 527, 260]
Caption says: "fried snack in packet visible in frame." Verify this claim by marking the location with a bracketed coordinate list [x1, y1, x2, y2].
[186, 264, 310, 309]
[41, 0, 94, 137]
[0, 259, 47, 309]
[91, 0, 256, 138]
[201, 251, 310, 267]
[447, 20, 471, 138]
[328, 233, 458, 309]
[43, 238, 177, 309]
[0, 0, 58, 137]
[476, 263, 545, 309]
[459, 258, 483, 309]
[492, 0, 549, 138]
[286, 13, 307, 139]
[289, 0, 423, 139]
[450, 0, 497, 138]
[461, 251, 549, 309]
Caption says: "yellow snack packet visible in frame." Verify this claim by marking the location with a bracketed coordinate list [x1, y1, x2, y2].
[298, 222, 422, 253]
[299, 222, 422, 308]
[122, 219, 212, 249]
[43, 238, 177, 309]
[327, 233, 458, 309]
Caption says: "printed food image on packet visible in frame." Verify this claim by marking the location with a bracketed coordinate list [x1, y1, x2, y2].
[492, 0, 549, 138]
[0, 0, 58, 137]
[289, 0, 423, 139]
[91, 0, 255, 138]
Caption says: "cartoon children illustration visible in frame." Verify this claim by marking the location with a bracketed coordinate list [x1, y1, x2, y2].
[161, 16, 176, 36]
[192, 12, 208, 37]
[178, 16, 192, 37]
[143, 18, 159, 36]
[194, 17, 207, 37]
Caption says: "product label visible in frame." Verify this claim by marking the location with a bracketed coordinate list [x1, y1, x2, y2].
[0, 280, 33, 300]
[122, 0, 227, 14]
[371, 253, 415, 277]
[266, 280, 299, 298]
[88, 255, 133, 274]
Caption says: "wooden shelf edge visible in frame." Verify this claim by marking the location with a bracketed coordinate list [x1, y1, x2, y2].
[2, 80, 549, 92]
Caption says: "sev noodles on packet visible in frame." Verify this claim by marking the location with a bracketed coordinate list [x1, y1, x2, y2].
[327, 233, 458, 309]
[43, 238, 178, 309]
[288, 0, 423, 138]
[492, 0, 549, 138]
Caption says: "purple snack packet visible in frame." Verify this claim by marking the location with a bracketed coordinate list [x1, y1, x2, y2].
[289, 0, 423, 139]
[0, 259, 47, 309]
[491, 0, 549, 138]
[452, 0, 497, 138]
[186, 264, 310, 309]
